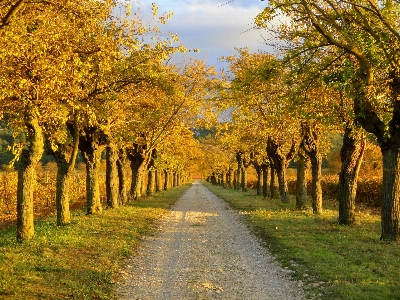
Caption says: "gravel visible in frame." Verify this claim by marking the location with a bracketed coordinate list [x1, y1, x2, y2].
[115, 180, 306, 299]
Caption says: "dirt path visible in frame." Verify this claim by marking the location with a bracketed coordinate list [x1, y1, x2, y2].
[115, 180, 305, 299]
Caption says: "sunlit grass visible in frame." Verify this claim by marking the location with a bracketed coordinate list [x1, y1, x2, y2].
[0, 184, 191, 299]
[204, 182, 400, 300]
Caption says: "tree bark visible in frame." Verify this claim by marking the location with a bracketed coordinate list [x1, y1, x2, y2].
[155, 169, 162, 193]
[261, 162, 270, 199]
[228, 168, 234, 188]
[146, 150, 156, 196]
[296, 150, 309, 211]
[301, 121, 323, 214]
[106, 146, 119, 208]
[117, 149, 128, 205]
[17, 110, 43, 241]
[270, 162, 277, 199]
[380, 146, 400, 240]
[253, 163, 263, 196]
[241, 167, 248, 192]
[127, 144, 151, 200]
[338, 127, 365, 225]
[164, 169, 169, 190]
[46, 118, 80, 226]
[79, 126, 107, 214]
[267, 137, 296, 203]
[147, 170, 155, 196]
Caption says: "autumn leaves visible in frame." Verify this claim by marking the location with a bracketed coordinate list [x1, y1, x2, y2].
[0, 1, 213, 241]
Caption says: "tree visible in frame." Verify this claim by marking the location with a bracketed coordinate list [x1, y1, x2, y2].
[257, 0, 400, 240]
[222, 49, 300, 202]
[0, 0, 118, 239]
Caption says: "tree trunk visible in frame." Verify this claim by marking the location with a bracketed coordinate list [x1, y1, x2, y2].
[147, 170, 155, 196]
[338, 127, 365, 225]
[127, 144, 151, 200]
[270, 164, 277, 199]
[267, 137, 296, 203]
[233, 170, 238, 190]
[241, 167, 248, 192]
[48, 118, 80, 226]
[310, 155, 323, 214]
[301, 121, 323, 214]
[82, 149, 102, 214]
[130, 162, 144, 200]
[275, 162, 289, 203]
[296, 151, 309, 210]
[17, 110, 43, 241]
[172, 171, 176, 188]
[117, 149, 128, 205]
[254, 164, 262, 196]
[227, 169, 233, 188]
[106, 146, 119, 208]
[155, 169, 161, 193]
[79, 127, 106, 215]
[261, 163, 270, 199]
[55, 160, 71, 225]
[164, 169, 169, 190]
[380, 147, 400, 240]
[146, 149, 156, 196]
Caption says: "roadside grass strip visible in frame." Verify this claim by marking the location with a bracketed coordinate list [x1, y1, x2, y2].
[204, 182, 400, 300]
[0, 184, 191, 300]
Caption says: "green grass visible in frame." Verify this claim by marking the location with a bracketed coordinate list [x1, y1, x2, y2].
[204, 182, 400, 300]
[0, 184, 191, 300]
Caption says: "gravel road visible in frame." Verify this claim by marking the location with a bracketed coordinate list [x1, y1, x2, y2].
[115, 180, 305, 299]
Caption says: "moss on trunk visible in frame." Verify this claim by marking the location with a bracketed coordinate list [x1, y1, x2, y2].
[17, 110, 44, 241]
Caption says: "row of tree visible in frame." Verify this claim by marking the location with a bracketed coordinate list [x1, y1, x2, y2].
[0, 0, 213, 241]
[203, 0, 400, 241]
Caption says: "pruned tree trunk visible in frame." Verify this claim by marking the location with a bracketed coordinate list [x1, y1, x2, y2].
[127, 144, 151, 201]
[233, 170, 238, 190]
[220, 173, 225, 187]
[106, 146, 119, 208]
[261, 162, 270, 199]
[17, 110, 43, 241]
[146, 150, 156, 196]
[296, 150, 309, 210]
[155, 169, 161, 193]
[337, 127, 365, 225]
[253, 163, 262, 196]
[81, 147, 102, 214]
[79, 126, 107, 215]
[226, 169, 232, 188]
[270, 162, 277, 199]
[147, 170, 155, 196]
[380, 146, 400, 240]
[164, 169, 169, 190]
[117, 149, 128, 205]
[55, 159, 71, 224]
[241, 167, 248, 192]
[301, 121, 323, 214]
[267, 137, 296, 203]
[44, 117, 80, 226]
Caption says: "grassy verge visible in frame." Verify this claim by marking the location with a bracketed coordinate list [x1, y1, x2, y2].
[204, 182, 400, 300]
[0, 184, 191, 300]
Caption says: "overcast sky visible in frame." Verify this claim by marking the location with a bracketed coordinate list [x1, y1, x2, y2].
[130, 0, 272, 71]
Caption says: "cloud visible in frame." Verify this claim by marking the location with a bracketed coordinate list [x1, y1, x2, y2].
[131, 0, 272, 68]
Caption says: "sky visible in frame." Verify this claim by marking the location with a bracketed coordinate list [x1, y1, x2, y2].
[129, 0, 272, 71]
